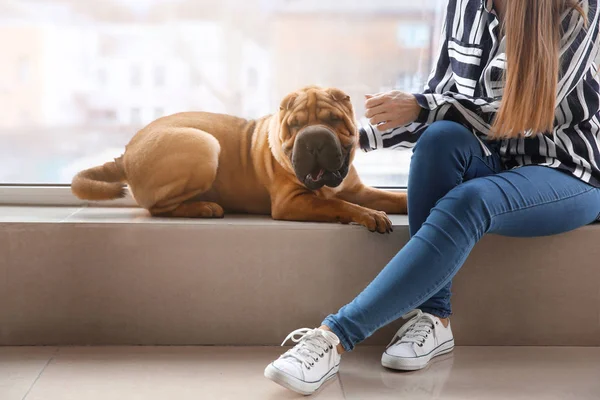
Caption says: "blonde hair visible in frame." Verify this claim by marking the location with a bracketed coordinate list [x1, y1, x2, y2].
[492, 0, 586, 138]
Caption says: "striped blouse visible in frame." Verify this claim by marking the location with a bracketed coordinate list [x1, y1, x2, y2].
[359, 0, 600, 187]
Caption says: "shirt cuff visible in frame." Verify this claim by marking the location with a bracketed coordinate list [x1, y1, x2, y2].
[358, 124, 380, 152]
[413, 93, 436, 124]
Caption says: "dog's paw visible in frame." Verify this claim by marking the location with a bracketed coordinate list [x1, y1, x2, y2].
[357, 209, 393, 234]
[197, 202, 225, 218]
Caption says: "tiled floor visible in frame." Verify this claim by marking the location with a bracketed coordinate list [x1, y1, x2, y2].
[1, 346, 599, 400]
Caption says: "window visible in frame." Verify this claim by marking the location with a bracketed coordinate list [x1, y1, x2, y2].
[131, 65, 142, 88]
[0, 0, 445, 187]
[130, 108, 142, 125]
[247, 67, 259, 90]
[98, 68, 107, 86]
[20, 110, 31, 124]
[18, 56, 31, 84]
[397, 23, 431, 49]
[154, 65, 165, 87]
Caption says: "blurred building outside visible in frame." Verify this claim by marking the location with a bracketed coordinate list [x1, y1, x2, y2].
[0, 0, 447, 186]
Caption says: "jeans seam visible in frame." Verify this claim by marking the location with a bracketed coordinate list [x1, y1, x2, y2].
[471, 155, 500, 174]
[370, 245, 472, 339]
[487, 185, 598, 222]
[419, 307, 452, 318]
[411, 246, 470, 311]
[412, 184, 598, 328]
[323, 316, 353, 352]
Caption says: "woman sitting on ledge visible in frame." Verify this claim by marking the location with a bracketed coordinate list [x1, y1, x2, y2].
[265, 0, 600, 395]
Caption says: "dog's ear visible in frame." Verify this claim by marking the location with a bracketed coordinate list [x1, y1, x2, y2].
[327, 88, 351, 103]
[279, 92, 299, 111]
[327, 88, 354, 117]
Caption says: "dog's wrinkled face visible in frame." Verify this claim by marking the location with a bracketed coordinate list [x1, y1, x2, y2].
[270, 86, 358, 190]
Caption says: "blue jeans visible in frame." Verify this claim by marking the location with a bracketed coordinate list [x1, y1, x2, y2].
[323, 121, 600, 352]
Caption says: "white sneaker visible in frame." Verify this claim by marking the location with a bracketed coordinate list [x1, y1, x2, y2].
[265, 328, 341, 395]
[382, 310, 454, 371]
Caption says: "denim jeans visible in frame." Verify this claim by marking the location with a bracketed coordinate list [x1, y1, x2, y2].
[323, 121, 600, 351]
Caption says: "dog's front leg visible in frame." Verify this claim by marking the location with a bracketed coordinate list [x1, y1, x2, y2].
[335, 167, 407, 214]
[338, 185, 407, 215]
[271, 190, 393, 233]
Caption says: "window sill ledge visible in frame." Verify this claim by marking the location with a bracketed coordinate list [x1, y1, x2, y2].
[0, 205, 410, 227]
[1, 205, 599, 347]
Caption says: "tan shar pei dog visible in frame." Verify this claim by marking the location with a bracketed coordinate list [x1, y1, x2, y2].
[72, 86, 407, 233]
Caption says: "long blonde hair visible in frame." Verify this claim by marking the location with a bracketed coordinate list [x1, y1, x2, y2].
[492, 0, 586, 138]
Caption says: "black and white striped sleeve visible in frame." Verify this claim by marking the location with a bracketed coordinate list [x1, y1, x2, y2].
[556, 0, 600, 107]
[412, 91, 500, 137]
[415, 0, 599, 137]
[413, 0, 500, 138]
[358, 122, 428, 151]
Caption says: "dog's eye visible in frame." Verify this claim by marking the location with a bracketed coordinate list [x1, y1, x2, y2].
[288, 120, 302, 129]
[329, 113, 341, 122]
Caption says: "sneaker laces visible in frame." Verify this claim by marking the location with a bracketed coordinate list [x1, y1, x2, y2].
[281, 328, 339, 369]
[387, 310, 436, 348]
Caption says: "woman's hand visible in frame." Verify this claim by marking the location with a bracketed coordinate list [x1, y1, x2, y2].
[365, 90, 421, 131]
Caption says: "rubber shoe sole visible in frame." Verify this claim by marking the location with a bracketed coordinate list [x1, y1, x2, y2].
[264, 363, 340, 395]
[381, 339, 455, 371]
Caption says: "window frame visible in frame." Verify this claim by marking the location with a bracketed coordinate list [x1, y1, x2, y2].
[0, 184, 405, 206]
[0, 185, 136, 206]
[0, 1, 444, 201]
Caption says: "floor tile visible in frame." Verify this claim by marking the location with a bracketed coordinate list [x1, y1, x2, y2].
[0, 347, 57, 400]
[339, 346, 600, 400]
[24, 346, 344, 400]
[6, 346, 599, 400]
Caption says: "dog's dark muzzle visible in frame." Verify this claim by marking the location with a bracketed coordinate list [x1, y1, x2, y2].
[291, 125, 350, 190]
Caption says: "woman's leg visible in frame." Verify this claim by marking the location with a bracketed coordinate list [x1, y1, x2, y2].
[323, 166, 600, 352]
[264, 121, 506, 394]
[407, 121, 503, 318]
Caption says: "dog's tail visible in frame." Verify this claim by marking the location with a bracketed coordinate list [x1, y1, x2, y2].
[71, 156, 127, 201]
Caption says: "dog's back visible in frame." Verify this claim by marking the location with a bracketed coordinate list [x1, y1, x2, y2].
[71, 111, 273, 214]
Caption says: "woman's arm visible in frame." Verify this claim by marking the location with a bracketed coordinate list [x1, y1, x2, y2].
[414, 0, 599, 134]
[360, 0, 599, 151]
[415, 0, 600, 134]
